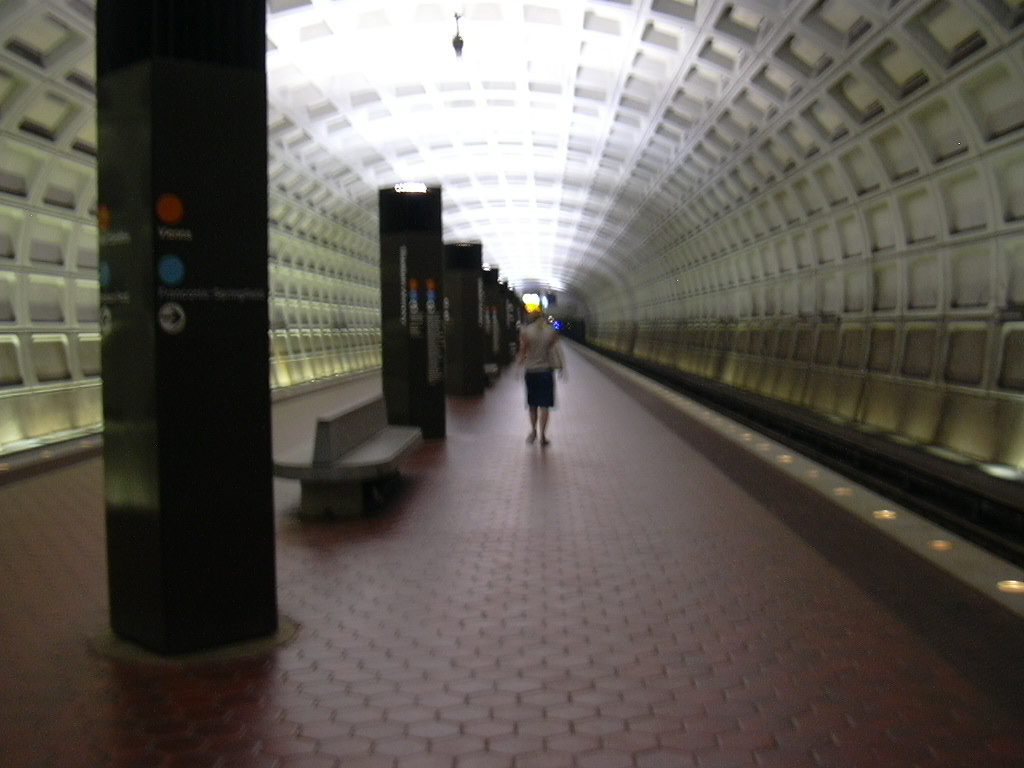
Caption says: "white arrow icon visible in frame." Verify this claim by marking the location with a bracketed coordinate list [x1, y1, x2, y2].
[158, 302, 186, 334]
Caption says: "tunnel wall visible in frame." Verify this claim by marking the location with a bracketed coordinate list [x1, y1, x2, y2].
[586, 13, 1024, 473]
[2, 0, 1023, 469]
[266, 154, 381, 391]
[0, 1, 382, 456]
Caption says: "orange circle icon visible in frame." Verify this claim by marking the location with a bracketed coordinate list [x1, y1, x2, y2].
[156, 193, 185, 225]
[98, 204, 111, 231]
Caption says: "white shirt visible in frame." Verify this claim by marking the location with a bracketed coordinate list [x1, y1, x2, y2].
[519, 318, 563, 372]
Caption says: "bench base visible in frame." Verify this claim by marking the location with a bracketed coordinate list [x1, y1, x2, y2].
[298, 473, 398, 519]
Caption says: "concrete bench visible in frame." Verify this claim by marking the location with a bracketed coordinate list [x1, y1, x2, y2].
[273, 395, 422, 518]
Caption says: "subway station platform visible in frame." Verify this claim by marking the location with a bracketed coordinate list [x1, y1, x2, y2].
[2, 343, 1024, 768]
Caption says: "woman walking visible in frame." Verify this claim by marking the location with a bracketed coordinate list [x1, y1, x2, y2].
[517, 308, 565, 446]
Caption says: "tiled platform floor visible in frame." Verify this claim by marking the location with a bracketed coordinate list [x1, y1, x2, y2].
[2, 344, 1023, 768]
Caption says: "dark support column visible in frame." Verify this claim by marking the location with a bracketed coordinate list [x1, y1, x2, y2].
[497, 279, 516, 366]
[510, 286, 523, 353]
[482, 268, 500, 369]
[379, 186, 446, 439]
[97, 0, 276, 654]
[444, 243, 485, 397]
[508, 284, 523, 357]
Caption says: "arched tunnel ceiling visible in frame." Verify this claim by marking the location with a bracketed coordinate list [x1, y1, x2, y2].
[267, 0, 765, 297]
[265, 0, 1008, 301]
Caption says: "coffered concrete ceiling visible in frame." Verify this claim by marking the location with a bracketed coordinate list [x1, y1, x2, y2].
[266, 0, 866, 295]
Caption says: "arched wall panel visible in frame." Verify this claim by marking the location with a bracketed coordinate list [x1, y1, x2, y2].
[2, 0, 1022, 474]
[588, 15, 1024, 471]
[0, 0, 103, 455]
[0, 1, 383, 456]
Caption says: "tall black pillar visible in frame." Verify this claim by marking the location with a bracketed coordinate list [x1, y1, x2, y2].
[497, 279, 516, 365]
[482, 268, 500, 369]
[96, 0, 276, 654]
[379, 186, 446, 439]
[444, 243, 485, 397]
[507, 284, 523, 358]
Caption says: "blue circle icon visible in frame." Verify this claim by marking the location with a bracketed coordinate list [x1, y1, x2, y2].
[158, 254, 186, 286]
[99, 261, 112, 288]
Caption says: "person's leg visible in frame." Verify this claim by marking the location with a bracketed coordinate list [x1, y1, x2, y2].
[528, 406, 538, 442]
[538, 371, 555, 446]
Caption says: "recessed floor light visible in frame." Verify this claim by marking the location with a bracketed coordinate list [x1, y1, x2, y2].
[777, 454, 794, 464]
[997, 580, 1024, 594]
[873, 509, 898, 520]
[980, 464, 1024, 481]
[928, 539, 953, 551]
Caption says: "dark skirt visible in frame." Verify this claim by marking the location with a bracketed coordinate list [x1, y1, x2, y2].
[525, 370, 555, 408]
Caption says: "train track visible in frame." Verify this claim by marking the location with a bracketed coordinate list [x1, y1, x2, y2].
[591, 344, 1024, 570]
